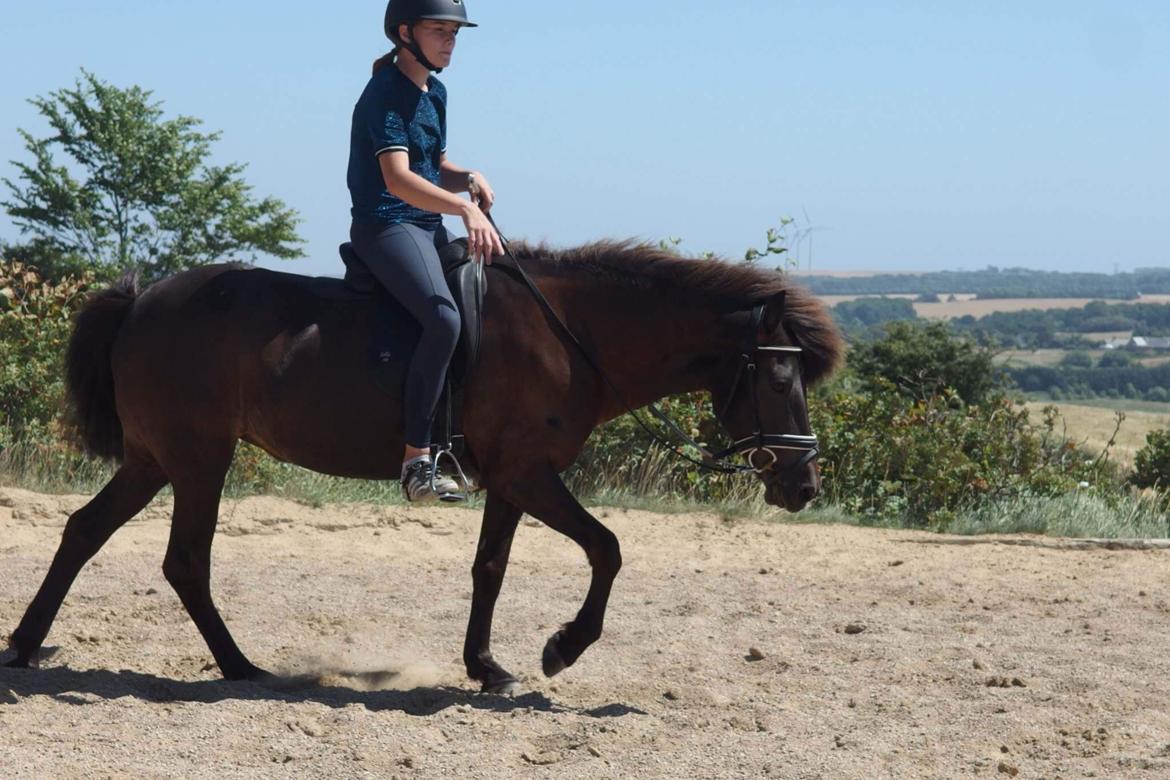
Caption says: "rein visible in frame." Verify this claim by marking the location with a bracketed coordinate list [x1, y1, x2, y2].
[482, 213, 820, 479]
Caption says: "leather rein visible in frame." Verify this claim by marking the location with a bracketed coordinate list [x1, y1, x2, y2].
[483, 213, 820, 480]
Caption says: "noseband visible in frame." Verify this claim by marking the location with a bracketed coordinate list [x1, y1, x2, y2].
[703, 303, 820, 478]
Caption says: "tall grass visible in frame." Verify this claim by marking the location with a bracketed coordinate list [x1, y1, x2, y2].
[942, 491, 1170, 538]
[3, 435, 1166, 540]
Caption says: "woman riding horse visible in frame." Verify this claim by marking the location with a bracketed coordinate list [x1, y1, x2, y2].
[348, 0, 504, 503]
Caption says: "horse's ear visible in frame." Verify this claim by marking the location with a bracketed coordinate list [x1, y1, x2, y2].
[760, 290, 787, 336]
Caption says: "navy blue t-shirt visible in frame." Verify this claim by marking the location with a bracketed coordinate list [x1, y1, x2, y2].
[347, 65, 447, 229]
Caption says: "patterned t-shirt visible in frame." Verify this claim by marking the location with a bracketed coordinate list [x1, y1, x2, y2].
[347, 65, 447, 229]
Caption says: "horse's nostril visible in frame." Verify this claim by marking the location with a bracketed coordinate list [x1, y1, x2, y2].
[798, 484, 817, 504]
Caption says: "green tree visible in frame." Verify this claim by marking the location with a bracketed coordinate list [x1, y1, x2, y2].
[2, 70, 303, 282]
[850, 320, 999, 405]
[1098, 350, 1132, 369]
[1060, 350, 1094, 369]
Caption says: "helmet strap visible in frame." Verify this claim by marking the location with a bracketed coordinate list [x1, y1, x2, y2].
[401, 24, 444, 74]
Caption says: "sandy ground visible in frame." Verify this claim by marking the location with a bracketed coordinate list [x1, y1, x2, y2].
[3, 486, 1170, 779]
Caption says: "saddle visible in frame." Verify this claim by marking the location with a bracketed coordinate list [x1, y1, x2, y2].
[338, 237, 487, 458]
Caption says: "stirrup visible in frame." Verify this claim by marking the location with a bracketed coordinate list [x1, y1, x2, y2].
[432, 445, 471, 503]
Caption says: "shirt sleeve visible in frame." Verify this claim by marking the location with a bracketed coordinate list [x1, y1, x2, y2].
[371, 106, 409, 158]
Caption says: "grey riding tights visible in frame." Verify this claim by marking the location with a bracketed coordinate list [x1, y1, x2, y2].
[350, 221, 461, 450]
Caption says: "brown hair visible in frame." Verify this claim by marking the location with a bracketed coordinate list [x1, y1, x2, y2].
[372, 47, 399, 75]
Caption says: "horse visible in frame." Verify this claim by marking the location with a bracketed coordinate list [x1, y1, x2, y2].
[4, 238, 843, 693]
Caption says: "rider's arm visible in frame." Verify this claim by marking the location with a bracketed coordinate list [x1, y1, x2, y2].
[379, 152, 503, 260]
[379, 152, 475, 218]
[439, 154, 495, 211]
[437, 155, 474, 193]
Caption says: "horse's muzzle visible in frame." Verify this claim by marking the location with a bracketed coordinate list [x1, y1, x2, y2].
[761, 462, 819, 512]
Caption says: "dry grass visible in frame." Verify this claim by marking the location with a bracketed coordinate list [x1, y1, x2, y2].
[1025, 401, 1170, 469]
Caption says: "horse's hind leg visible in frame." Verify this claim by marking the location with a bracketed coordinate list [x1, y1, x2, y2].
[161, 440, 267, 681]
[6, 451, 168, 668]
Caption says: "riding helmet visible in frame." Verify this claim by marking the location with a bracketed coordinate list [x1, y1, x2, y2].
[385, 0, 477, 41]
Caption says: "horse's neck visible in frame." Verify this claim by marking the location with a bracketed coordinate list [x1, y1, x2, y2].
[560, 281, 736, 422]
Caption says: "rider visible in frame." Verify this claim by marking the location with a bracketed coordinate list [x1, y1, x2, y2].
[347, 0, 504, 502]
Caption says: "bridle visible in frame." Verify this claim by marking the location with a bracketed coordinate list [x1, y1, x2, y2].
[699, 302, 821, 479]
[484, 213, 821, 480]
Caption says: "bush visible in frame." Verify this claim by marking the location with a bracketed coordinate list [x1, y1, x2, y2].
[1131, 429, 1170, 491]
[810, 383, 1121, 528]
[849, 320, 1000, 405]
[1060, 351, 1094, 369]
[0, 260, 93, 438]
[1098, 350, 1132, 368]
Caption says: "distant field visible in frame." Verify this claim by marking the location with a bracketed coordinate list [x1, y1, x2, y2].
[916, 298, 1098, 319]
[997, 349, 1100, 368]
[817, 294, 1170, 320]
[1024, 400, 1170, 468]
[998, 349, 1170, 369]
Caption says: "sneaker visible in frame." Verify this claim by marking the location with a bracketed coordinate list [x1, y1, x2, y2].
[401, 458, 464, 503]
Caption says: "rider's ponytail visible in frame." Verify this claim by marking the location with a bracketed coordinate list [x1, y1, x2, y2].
[372, 48, 399, 75]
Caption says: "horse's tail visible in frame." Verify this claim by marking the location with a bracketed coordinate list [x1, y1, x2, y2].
[64, 272, 140, 461]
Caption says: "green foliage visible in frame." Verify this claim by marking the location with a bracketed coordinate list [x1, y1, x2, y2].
[0, 260, 93, 436]
[1098, 350, 1132, 368]
[567, 392, 757, 504]
[1060, 350, 1094, 369]
[743, 217, 796, 267]
[2, 70, 303, 283]
[1131, 429, 1170, 492]
[832, 296, 916, 334]
[811, 385, 1121, 528]
[849, 320, 999, 405]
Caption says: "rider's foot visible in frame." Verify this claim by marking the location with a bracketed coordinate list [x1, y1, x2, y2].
[401, 457, 464, 503]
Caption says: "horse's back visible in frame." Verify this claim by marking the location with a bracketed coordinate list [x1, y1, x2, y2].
[110, 265, 393, 465]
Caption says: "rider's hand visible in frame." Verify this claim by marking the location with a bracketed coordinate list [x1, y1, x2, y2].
[461, 201, 504, 265]
[468, 171, 495, 212]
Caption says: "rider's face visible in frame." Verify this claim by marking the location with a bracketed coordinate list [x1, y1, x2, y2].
[404, 21, 460, 68]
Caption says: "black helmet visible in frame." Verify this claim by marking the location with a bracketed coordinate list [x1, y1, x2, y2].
[384, 0, 476, 73]
[385, 0, 477, 60]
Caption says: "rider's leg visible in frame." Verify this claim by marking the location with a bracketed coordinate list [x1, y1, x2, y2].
[350, 222, 462, 495]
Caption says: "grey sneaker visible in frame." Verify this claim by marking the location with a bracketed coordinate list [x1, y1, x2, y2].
[401, 458, 464, 503]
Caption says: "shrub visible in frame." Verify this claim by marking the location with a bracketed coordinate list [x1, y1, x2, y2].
[1060, 351, 1094, 369]
[849, 320, 1000, 405]
[810, 383, 1120, 528]
[1131, 429, 1170, 491]
[0, 260, 93, 438]
[1098, 350, 1132, 368]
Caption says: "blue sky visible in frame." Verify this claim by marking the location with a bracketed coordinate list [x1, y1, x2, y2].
[1, 1, 1168, 275]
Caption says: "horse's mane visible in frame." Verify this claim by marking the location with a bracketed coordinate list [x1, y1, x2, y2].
[509, 239, 844, 385]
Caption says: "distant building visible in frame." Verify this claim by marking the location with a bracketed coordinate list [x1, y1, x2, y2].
[1128, 336, 1170, 350]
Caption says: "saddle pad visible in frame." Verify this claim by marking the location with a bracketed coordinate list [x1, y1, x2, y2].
[357, 240, 484, 398]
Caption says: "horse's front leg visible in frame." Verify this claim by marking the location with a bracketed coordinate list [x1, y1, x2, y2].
[463, 491, 523, 694]
[504, 463, 622, 677]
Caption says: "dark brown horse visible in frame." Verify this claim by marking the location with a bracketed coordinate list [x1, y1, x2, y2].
[5, 240, 842, 693]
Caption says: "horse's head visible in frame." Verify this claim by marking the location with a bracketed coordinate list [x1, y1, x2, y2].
[710, 290, 822, 512]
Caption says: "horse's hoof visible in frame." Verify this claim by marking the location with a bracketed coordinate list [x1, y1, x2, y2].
[222, 663, 275, 684]
[2, 657, 30, 670]
[482, 677, 522, 696]
[542, 633, 567, 678]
